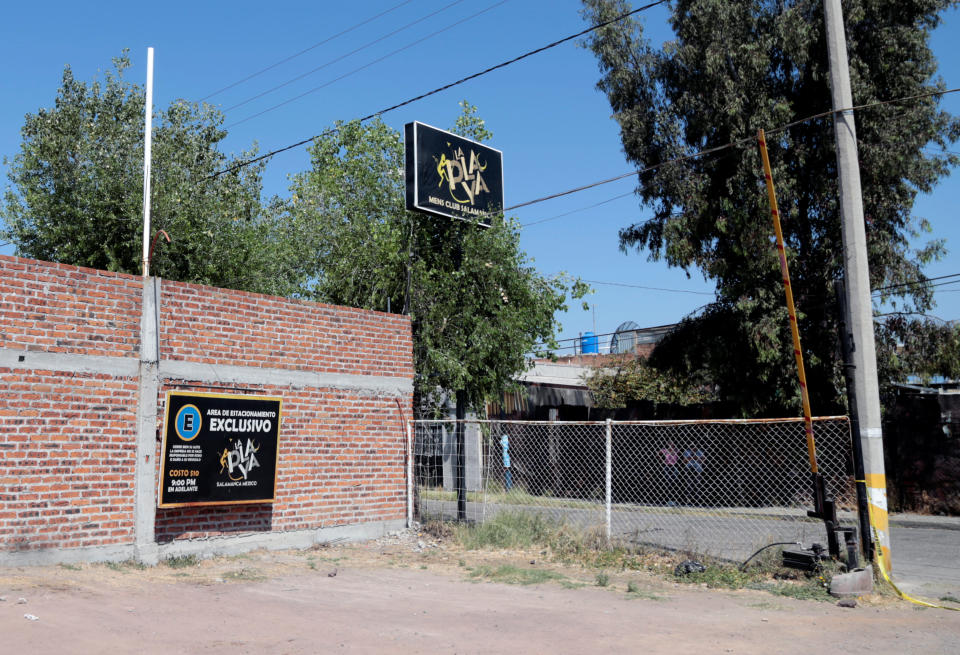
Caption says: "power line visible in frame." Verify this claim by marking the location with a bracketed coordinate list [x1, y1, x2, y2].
[500, 87, 960, 217]
[527, 275, 960, 355]
[873, 273, 960, 294]
[875, 311, 955, 325]
[923, 146, 960, 157]
[520, 190, 636, 227]
[227, 0, 507, 128]
[504, 143, 737, 213]
[223, 0, 469, 114]
[517, 150, 740, 229]
[209, 0, 670, 179]
[582, 279, 715, 296]
[200, 0, 415, 102]
[531, 275, 960, 352]
[208, 12, 959, 215]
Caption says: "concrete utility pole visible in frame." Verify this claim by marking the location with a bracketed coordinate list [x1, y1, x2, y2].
[823, 0, 891, 568]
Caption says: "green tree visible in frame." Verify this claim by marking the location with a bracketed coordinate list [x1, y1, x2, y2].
[582, 0, 960, 415]
[287, 103, 587, 412]
[878, 316, 960, 387]
[1, 52, 306, 296]
[584, 356, 715, 408]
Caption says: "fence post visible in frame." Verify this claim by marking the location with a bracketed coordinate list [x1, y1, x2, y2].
[605, 418, 612, 542]
[407, 420, 414, 528]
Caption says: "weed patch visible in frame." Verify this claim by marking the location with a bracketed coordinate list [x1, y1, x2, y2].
[105, 559, 147, 572]
[762, 580, 832, 601]
[679, 566, 757, 590]
[467, 564, 566, 586]
[455, 511, 561, 550]
[441, 511, 844, 603]
[164, 554, 199, 569]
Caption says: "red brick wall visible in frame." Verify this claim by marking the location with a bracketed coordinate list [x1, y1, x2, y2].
[1, 256, 142, 551]
[0, 371, 138, 550]
[160, 280, 413, 377]
[0, 256, 142, 357]
[1, 255, 413, 554]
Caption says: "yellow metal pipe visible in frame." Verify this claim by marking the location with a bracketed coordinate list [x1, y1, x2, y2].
[757, 129, 819, 474]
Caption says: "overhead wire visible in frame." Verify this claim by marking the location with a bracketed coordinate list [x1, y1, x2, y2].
[226, 0, 509, 128]
[499, 87, 960, 219]
[208, 0, 671, 178]
[223, 0, 470, 114]
[582, 279, 714, 296]
[209, 4, 957, 189]
[873, 272, 960, 293]
[529, 274, 960, 356]
[516, 147, 742, 229]
[200, 0, 415, 102]
[875, 311, 954, 325]
[520, 190, 636, 227]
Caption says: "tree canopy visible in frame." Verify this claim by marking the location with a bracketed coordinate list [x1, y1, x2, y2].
[1, 53, 305, 296]
[0, 50, 584, 411]
[287, 104, 588, 411]
[582, 0, 960, 415]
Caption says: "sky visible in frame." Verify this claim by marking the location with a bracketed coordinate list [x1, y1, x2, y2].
[1, 0, 958, 355]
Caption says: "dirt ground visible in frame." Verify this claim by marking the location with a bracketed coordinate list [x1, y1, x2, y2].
[2, 529, 957, 654]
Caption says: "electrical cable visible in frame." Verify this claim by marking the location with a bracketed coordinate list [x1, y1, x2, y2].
[226, 0, 508, 128]
[516, 147, 745, 229]
[200, 0, 415, 102]
[875, 311, 953, 325]
[500, 87, 960, 218]
[739, 541, 801, 571]
[581, 279, 714, 296]
[520, 190, 636, 227]
[923, 146, 960, 157]
[210, 20, 957, 190]
[208, 0, 670, 178]
[531, 274, 959, 355]
[223, 0, 470, 114]
[873, 272, 960, 293]
[505, 139, 740, 213]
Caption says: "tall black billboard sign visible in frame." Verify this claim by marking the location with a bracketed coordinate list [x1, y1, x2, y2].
[405, 121, 503, 227]
[158, 391, 282, 508]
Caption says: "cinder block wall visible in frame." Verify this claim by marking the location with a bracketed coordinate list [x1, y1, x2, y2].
[0, 255, 413, 561]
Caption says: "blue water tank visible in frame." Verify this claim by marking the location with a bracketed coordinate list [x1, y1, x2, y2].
[582, 331, 599, 354]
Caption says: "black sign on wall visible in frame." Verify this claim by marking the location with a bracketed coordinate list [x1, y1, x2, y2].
[157, 391, 282, 508]
[405, 121, 504, 227]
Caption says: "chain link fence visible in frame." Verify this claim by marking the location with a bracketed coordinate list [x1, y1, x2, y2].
[411, 417, 857, 562]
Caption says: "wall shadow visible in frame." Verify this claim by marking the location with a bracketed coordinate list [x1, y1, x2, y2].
[154, 504, 274, 544]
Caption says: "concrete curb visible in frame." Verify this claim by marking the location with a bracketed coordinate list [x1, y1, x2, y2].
[888, 515, 960, 531]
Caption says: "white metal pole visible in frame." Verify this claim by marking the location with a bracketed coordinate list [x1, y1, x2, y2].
[407, 420, 414, 528]
[605, 418, 612, 542]
[823, 0, 890, 569]
[141, 47, 154, 277]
